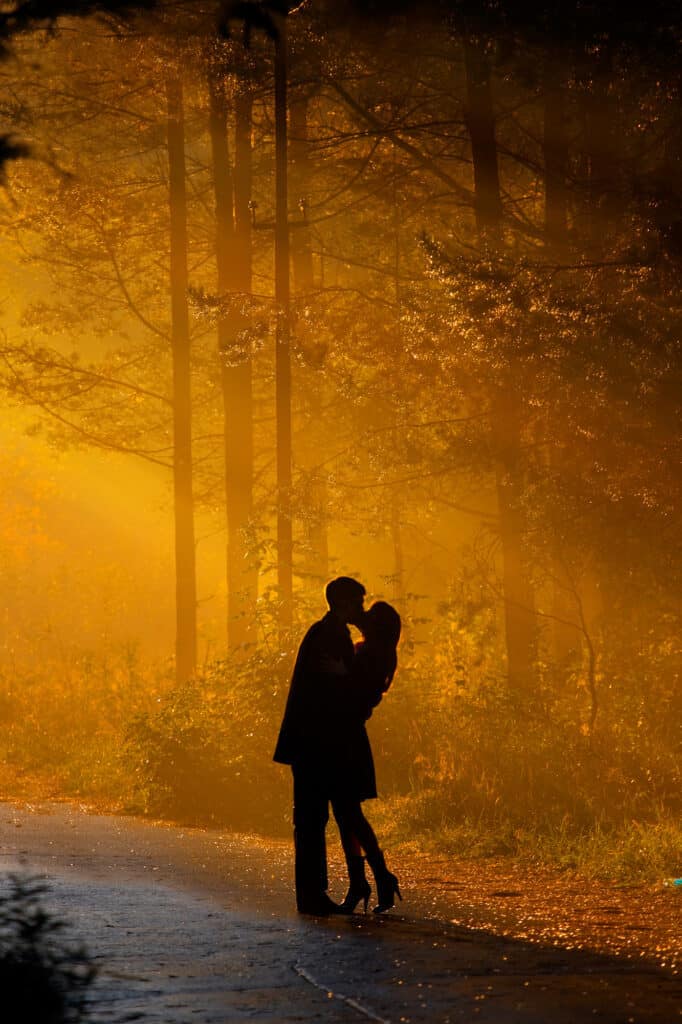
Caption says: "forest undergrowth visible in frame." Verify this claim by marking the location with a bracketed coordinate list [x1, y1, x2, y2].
[1, 603, 680, 886]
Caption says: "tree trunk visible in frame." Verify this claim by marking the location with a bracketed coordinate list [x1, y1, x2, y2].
[390, 493, 405, 607]
[390, 161, 405, 609]
[579, 43, 620, 250]
[576, 44, 620, 629]
[165, 74, 197, 684]
[290, 96, 314, 290]
[232, 84, 258, 641]
[463, 38, 503, 240]
[493, 390, 537, 689]
[290, 93, 329, 587]
[543, 58, 580, 663]
[208, 71, 257, 651]
[543, 60, 569, 249]
[463, 35, 536, 689]
[274, 14, 293, 633]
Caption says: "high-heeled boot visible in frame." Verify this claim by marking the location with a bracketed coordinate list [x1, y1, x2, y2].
[367, 849, 402, 913]
[339, 855, 371, 914]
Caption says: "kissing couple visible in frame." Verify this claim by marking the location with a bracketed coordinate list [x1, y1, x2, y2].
[274, 576, 402, 916]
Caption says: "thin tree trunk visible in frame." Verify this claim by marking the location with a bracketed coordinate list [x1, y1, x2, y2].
[579, 43, 619, 250]
[463, 38, 503, 240]
[232, 84, 258, 639]
[543, 60, 569, 248]
[165, 74, 197, 684]
[543, 58, 580, 663]
[577, 44, 619, 629]
[390, 495, 405, 606]
[290, 93, 329, 586]
[290, 96, 314, 289]
[493, 390, 537, 689]
[274, 13, 293, 632]
[390, 160, 405, 609]
[208, 72, 256, 651]
[463, 35, 536, 689]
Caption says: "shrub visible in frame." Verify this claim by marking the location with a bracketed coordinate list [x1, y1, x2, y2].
[126, 644, 292, 833]
[0, 873, 96, 1024]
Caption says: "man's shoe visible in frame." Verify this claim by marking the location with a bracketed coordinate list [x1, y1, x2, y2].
[296, 893, 342, 916]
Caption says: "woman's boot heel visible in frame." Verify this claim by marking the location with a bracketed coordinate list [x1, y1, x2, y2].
[373, 872, 400, 913]
[340, 856, 371, 914]
[367, 850, 401, 913]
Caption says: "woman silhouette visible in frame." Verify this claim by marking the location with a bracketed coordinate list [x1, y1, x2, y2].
[329, 600, 402, 913]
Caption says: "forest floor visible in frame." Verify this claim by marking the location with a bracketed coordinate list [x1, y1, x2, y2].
[0, 800, 679, 1023]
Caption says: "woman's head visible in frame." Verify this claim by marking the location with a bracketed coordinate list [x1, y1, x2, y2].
[362, 601, 401, 648]
[362, 601, 401, 691]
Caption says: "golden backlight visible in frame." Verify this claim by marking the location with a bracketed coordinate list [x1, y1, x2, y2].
[0, 3, 678, 881]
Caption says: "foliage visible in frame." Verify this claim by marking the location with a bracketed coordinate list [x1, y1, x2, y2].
[0, 0, 680, 885]
[0, 873, 96, 1024]
[0, 0, 156, 57]
[0, 645, 170, 806]
[437, 579, 675, 812]
[126, 641, 293, 832]
[0, 587, 679, 880]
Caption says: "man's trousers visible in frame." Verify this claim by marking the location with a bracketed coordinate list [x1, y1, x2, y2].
[292, 762, 329, 906]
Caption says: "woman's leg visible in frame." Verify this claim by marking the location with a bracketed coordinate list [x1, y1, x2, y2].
[332, 799, 381, 859]
[341, 831, 363, 858]
[331, 799, 373, 912]
[332, 800, 400, 913]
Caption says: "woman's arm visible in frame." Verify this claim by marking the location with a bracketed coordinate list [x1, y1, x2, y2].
[347, 645, 391, 721]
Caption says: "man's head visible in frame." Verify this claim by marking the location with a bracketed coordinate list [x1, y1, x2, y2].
[325, 576, 366, 627]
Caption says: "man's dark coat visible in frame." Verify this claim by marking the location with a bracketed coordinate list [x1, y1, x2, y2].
[273, 612, 355, 775]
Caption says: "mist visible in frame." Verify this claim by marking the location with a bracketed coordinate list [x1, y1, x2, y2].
[0, 0, 679, 874]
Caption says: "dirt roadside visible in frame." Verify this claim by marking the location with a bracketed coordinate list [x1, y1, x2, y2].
[393, 847, 680, 974]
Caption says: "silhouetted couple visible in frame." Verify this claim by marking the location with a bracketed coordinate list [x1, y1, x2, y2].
[274, 577, 402, 916]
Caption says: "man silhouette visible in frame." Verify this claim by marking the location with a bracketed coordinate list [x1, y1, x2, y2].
[274, 576, 366, 915]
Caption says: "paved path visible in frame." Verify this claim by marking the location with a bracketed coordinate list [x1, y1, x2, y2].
[0, 803, 679, 1023]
